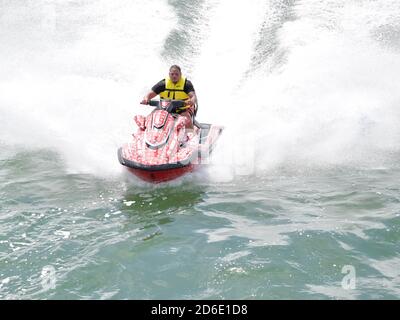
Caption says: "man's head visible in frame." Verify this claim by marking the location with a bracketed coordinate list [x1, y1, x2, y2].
[169, 65, 182, 84]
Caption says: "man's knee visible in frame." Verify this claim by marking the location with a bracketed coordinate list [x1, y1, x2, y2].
[180, 111, 193, 128]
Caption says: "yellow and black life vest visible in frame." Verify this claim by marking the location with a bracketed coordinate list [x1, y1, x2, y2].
[159, 76, 189, 101]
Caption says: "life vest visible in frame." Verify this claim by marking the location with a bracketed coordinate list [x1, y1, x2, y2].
[159, 76, 189, 101]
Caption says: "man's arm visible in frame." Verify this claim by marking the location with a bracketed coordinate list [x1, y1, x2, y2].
[185, 80, 197, 107]
[141, 79, 165, 104]
[187, 91, 197, 107]
[140, 91, 157, 105]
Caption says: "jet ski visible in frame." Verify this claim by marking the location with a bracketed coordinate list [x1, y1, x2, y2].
[118, 99, 223, 183]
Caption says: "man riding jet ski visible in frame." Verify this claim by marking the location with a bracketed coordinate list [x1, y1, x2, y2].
[141, 65, 197, 129]
[118, 65, 223, 183]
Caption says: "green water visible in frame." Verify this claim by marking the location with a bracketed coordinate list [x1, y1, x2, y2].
[1, 148, 399, 299]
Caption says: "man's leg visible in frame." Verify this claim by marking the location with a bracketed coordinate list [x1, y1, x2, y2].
[180, 105, 195, 129]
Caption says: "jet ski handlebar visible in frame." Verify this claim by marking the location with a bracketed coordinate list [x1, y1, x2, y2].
[148, 99, 188, 113]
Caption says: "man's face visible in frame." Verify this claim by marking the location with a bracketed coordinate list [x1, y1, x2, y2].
[169, 69, 181, 84]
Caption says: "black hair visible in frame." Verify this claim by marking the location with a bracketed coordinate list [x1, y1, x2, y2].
[169, 65, 181, 73]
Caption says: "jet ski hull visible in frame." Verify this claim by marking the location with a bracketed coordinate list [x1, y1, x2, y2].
[126, 164, 195, 183]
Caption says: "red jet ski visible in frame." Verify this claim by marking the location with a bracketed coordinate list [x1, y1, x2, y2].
[118, 100, 223, 183]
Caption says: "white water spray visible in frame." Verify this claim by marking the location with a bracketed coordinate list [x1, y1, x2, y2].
[200, 0, 400, 181]
[0, 0, 177, 175]
[1, 0, 400, 181]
